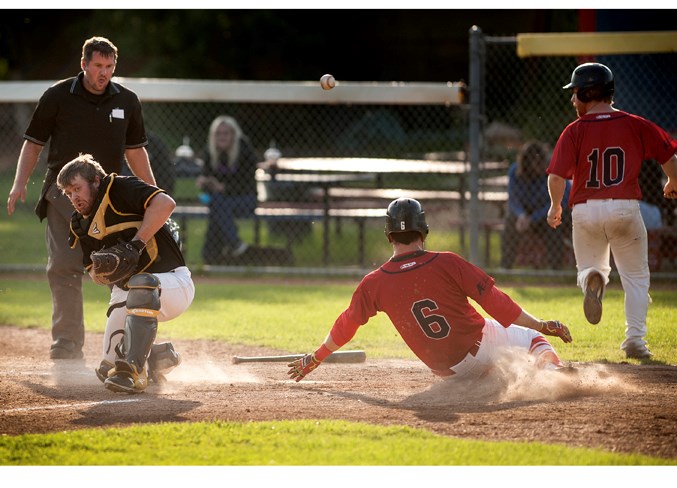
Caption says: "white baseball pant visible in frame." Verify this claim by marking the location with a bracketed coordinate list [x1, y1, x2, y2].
[572, 199, 650, 351]
[448, 318, 558, 379]
[101, 266, 195, 363]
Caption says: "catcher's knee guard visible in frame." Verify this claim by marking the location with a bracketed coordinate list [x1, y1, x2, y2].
[116, 273, 160, 377]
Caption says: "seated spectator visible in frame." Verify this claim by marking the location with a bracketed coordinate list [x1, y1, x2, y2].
[501, 141, 571, 269]
[197, 115, 261, 264]
[639, 159, 676, 227]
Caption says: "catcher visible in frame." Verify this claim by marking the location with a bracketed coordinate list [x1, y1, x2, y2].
[56, 153, 195, 394]
[288, 198, 573, 382]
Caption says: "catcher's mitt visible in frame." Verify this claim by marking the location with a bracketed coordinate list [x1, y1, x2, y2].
[90, 239, 145, 286]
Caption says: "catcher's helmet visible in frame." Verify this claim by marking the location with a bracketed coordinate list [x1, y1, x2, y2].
[562, 62, 614, 103]
[385, 197, 429, 238]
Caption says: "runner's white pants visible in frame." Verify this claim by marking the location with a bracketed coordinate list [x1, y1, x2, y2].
[449, 319, 555, 379]
[572, 199, 649, 351]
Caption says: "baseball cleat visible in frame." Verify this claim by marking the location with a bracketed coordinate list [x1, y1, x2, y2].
[553, 365, 579, 375]
[104, 361, 148, 394]
[624, 344, 652, 360]
[583, 271, 604, 324]
[95, 359, 115, 383]
[49, 338, 84, 360]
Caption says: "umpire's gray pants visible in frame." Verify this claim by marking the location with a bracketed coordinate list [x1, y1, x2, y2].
[45, 183, 85, 348]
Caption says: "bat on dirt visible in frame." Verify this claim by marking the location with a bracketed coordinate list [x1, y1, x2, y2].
[232, 350, 366, 364]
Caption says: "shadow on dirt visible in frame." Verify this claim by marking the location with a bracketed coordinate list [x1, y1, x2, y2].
[312, 360, 627, 424]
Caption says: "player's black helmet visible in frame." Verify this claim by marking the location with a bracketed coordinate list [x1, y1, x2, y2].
[385, 197, 429, 238]
[562, 62, 614, 102]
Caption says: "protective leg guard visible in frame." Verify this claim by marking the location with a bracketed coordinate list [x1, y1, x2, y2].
[104, 273, 160, 394]
[147, 342, 182, 384]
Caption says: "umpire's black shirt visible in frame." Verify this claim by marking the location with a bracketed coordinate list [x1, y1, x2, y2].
[24, 72, 148, 220]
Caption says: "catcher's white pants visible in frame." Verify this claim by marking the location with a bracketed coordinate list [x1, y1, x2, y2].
[572, 199, 650, 351]
[448, 319, 556, 379]
[101, 266, 195, 363]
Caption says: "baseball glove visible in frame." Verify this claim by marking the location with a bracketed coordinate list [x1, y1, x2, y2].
[90, 239, 144, 286]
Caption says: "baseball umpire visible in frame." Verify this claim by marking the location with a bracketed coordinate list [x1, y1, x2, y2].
[56, 153, 195, 393]
[288, 197, 572, 382]
[547, 62, 677, 359]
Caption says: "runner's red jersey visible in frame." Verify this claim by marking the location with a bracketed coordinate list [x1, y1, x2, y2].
[547, 110, 677, 207]
[343, 250, 521, 371]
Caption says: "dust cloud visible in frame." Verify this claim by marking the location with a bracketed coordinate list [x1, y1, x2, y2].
[402, 349, 635, 408]
[165, 358, 261, 386]
[489, 350, 635, 403]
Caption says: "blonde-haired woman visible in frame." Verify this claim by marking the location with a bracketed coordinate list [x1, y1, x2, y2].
[197, 115, 261, 264]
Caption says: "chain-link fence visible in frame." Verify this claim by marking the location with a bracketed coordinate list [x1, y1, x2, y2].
[1, 28, 675, 279]
[0, 81, 477, 275]
[470, 28, 677, 276]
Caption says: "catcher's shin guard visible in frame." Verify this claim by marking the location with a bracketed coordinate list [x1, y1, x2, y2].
[105, 273, 160, 393]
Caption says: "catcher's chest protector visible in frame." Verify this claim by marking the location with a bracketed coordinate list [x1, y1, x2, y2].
[69, 177, 160, 269]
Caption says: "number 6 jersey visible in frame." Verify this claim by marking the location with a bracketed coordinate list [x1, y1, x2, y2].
[342, 250, 522, 372]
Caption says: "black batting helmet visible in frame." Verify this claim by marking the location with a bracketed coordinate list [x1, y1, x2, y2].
[385, 197, 429, 238]
[563, 62, 614, 103]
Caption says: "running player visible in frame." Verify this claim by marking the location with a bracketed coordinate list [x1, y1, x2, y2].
[546, 62, 677, 359]
[288, 198, 572, 382]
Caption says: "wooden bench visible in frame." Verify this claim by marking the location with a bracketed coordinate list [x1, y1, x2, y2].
[328, 187, 508, 259]
[325, 187, 508, 210]
[174, 185, 509, 267]
[172, 205, 209, 257]
[173, 203, 384, 266]
[254, 205, 384, 266]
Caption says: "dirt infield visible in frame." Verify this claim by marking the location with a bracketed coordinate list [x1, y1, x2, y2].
[1, 324, 676, 461]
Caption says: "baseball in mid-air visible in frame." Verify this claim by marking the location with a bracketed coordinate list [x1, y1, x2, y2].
[320, 74, 336, 90]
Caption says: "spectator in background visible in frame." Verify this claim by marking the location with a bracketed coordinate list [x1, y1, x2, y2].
[639, 159, 676, 229]
[197, 115, 261, 264]
[501, 141, 571, 269]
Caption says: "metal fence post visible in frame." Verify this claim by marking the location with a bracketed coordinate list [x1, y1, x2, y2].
[468, 25, 483, 265]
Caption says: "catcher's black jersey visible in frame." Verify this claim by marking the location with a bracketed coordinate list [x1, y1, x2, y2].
[68, 174, 185, 273]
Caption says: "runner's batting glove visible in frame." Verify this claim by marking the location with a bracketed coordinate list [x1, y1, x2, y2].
[539, 320, 573, 343]
[287, 353, 322, 382]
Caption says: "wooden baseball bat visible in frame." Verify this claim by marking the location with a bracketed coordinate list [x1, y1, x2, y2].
[232, 349, 366, 364]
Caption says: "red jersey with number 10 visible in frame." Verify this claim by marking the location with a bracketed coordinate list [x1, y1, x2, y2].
[547, 110, 677, 207]
[343, 250, 521, 372]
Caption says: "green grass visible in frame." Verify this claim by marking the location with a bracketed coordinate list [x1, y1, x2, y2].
[0, 420, 671, 466]
[3, 169, 676, 466]
[2, 277, 675, 364]
[1, 277, 676, 467]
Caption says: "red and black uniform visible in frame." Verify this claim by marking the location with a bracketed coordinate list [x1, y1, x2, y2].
[328, 250, 521, 372]
[548, 110, 677, 206]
